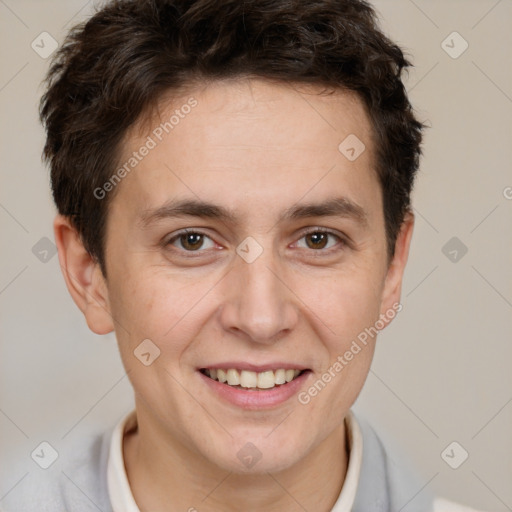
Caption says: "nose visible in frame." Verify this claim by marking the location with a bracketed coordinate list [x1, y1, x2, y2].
[218, 249, 299, 345]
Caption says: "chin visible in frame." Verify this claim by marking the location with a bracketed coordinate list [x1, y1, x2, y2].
[204, 433, 307, 475]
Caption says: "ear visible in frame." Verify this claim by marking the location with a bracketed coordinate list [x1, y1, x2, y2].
[379, 211, 414, 325]
[53, 215, 114, 335]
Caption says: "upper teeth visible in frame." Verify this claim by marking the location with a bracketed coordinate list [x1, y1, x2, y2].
[204, 368, 302, 389]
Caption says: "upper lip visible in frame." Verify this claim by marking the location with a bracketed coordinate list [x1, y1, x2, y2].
[199, 362, 310, 372]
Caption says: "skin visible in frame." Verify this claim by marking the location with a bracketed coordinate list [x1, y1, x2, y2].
[54, 78, 414, 511]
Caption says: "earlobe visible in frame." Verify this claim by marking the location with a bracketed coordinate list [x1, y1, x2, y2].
[379, 212, 415, 322]
[53, 215, 115, 335]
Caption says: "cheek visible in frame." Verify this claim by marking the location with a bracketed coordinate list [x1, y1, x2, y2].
[107, 270, 212, 359]
[298, 334, 375, 436]
[294, 260, 385, 341]
[292, 261, 383, 399]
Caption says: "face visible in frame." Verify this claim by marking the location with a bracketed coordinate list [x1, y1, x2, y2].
[90, 78, 409, 474]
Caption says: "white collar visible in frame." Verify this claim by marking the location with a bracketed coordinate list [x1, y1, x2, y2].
[107, 409, 139, 512]
[107, 409, 363, 512]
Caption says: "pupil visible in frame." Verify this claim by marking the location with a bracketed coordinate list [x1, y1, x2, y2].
[308, 232, 327, 249]
[183, 233, 203, 250]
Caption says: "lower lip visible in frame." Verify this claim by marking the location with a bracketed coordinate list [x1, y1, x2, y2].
[198, 370, 311, 410]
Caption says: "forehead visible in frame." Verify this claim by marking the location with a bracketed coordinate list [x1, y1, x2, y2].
[110, 78, 379, 225]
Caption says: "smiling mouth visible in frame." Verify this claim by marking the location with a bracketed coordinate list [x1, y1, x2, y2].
[199, 368, 309, 390]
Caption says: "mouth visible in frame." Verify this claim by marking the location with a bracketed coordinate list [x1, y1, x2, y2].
[199, 367, 309, 391]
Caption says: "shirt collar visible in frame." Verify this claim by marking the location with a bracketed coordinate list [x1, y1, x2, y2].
[107, 409, 363, 512]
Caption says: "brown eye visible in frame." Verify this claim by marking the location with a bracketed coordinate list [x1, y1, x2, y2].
[167, 230, 215, 252]
[180, 232, 204, 251]
[305, 232, 329, 250]
[296, 230, 342, 251]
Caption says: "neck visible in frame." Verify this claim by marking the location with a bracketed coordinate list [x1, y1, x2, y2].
[123, 407, 349, 512]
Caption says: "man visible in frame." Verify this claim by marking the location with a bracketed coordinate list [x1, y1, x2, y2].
[6, 0, 482, 510]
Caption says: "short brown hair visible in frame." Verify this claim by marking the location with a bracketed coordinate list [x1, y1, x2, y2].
[40, 0, 424, 275]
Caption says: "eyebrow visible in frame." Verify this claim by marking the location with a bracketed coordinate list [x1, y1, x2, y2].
[138, 196, 368, 228]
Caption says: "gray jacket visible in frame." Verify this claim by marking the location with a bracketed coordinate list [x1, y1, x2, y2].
[1, 414, 434, 512]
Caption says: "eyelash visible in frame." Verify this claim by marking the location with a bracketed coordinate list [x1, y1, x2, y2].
[164, 228, 347, 256]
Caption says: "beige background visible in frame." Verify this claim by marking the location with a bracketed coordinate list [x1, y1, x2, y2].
[1, 0, 511, 509]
